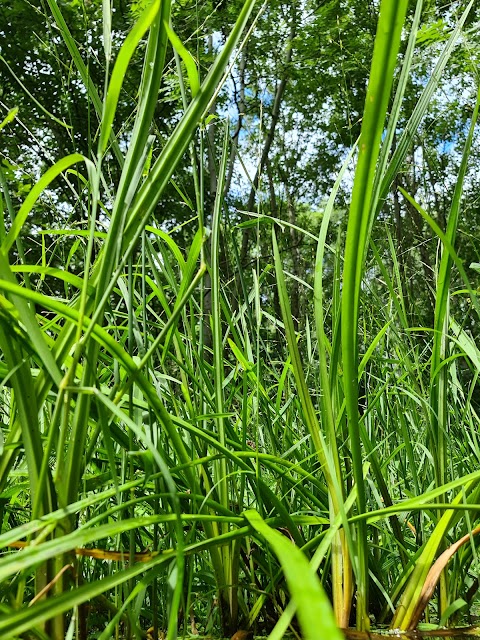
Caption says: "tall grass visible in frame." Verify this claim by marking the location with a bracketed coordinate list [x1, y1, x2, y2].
[1, 0, 480, 638]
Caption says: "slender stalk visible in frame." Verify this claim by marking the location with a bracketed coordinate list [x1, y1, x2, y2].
[341, 1, 409, 629]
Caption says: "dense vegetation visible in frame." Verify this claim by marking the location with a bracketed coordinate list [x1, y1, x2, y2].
[1, 0, 480, 638]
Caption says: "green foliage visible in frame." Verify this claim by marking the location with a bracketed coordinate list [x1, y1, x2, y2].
[1, 0, 480, 638]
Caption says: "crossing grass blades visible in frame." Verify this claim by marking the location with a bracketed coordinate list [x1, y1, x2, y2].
[0, 0, 480, 638]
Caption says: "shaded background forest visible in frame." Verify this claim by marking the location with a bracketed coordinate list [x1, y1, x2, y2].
[2, 0, 480, 337]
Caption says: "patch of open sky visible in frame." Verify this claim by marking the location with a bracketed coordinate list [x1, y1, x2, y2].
[22, 57, 54, 77]
[210, 30, 223, 52]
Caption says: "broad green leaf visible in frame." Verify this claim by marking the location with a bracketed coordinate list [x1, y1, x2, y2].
[244, 509, 343, 640]
[99, 0, 161, 155]
[164, 21, 200, 98]
[0, 107, 18, 132]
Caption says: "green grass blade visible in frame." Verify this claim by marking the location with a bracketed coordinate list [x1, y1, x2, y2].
[245, 509, 343, 640]
[164, 21, 200, 98]
[44, 0, 124, 166]
[99, 0, 161, 156]
[1, 154, 92, 255]
[391, 482, 480, 630]
[430, 84, 480, 487]
[379, 0, 474, 201]
[341, 0, 409, 628]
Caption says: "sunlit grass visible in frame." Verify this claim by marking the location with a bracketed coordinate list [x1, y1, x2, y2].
[0, 0, 480, 638]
